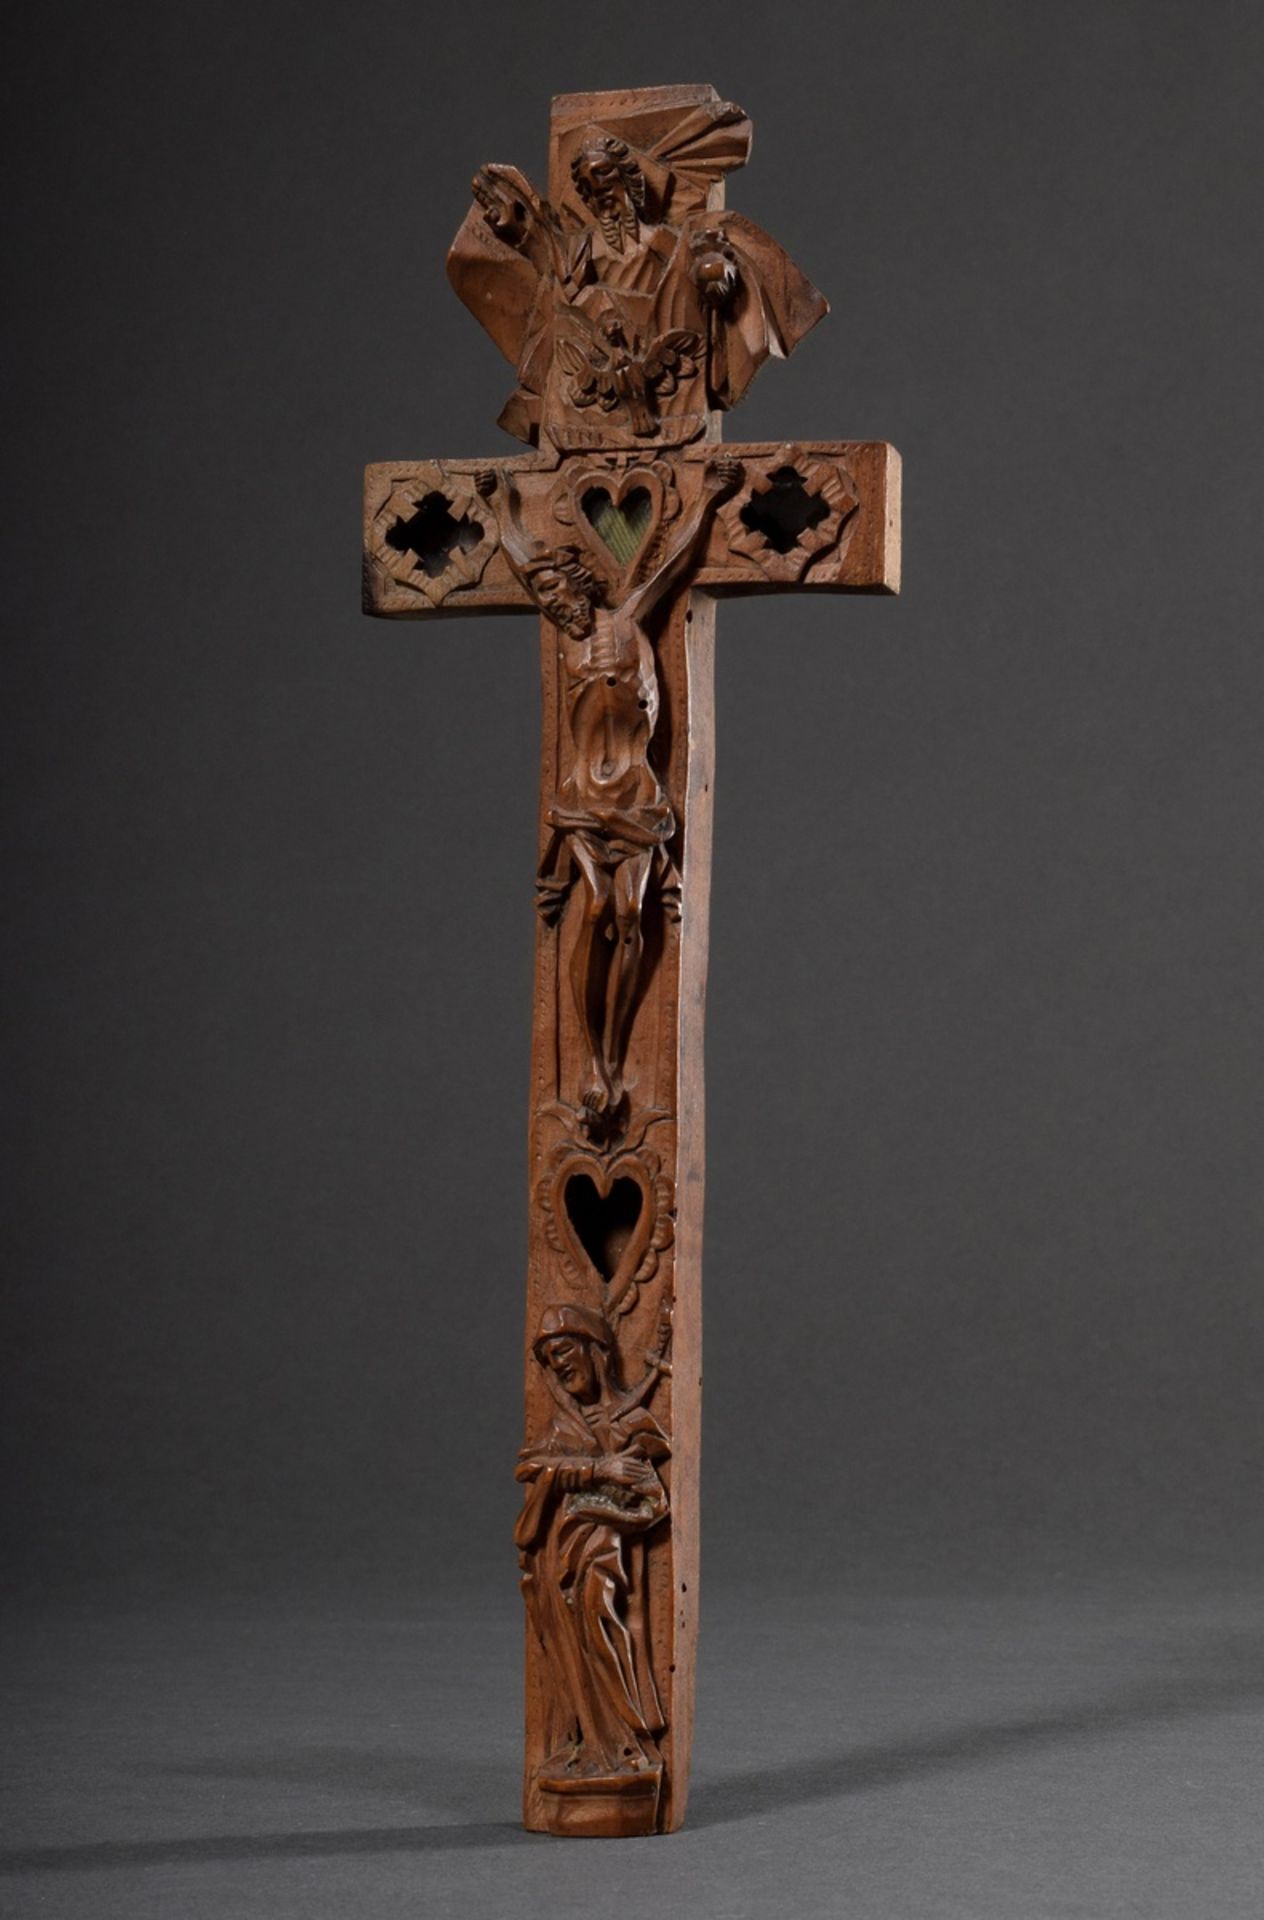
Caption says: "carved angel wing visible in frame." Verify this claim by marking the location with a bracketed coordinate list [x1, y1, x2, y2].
[642, 327, 703, 396]
[556, 332, 618, 411]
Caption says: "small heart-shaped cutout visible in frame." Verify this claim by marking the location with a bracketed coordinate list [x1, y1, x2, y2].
[582, 486, 652, 566]
[564, 1173, 644, 1282]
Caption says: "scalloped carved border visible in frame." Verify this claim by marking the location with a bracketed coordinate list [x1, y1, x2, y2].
[719, 443, 859, 582]
[536, 1136, 675, 1318]
[369, 465, 497, 606]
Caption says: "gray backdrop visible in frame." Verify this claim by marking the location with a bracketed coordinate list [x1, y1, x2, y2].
[3, 2, 1262, 1915]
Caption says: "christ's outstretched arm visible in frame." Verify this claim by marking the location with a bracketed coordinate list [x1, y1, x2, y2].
[476, 468, 536, 578]
[622, 456, 744, 630]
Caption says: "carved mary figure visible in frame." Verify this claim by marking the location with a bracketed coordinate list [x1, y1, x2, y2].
[515, 1303, 670, 1783]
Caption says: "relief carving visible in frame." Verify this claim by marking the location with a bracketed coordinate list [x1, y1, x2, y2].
[556, 316, 702, 439]
[516, 1299, 673, 1833]
[719, 445, 860, 582]
[537, 1131, 675, 1317]
[448, 95, 828, 451]
[551, 455, 681, 595]
[369, 467, 495, 604]
[478, 457, 741, 1138]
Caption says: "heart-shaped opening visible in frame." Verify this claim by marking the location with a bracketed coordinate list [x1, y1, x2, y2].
[582, 487, 652, 566]
[564, 1174, 644, 1282]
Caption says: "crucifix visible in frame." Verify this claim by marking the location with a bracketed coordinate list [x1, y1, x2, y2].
[362, 84, 900, 1839]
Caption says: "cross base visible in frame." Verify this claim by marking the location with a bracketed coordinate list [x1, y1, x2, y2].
[533, 1761, 664, 1838]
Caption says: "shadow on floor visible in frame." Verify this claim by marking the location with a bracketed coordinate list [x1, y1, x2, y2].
[689, 1636, 1264, 1828]
[0, 1819, 533, 1872]
[4, 1635, 1261, 1872]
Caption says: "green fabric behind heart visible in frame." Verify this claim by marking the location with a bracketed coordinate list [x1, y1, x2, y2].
[582, 487, 653, 565]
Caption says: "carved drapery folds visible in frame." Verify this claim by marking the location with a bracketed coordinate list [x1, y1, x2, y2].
[447, 90, 827, 453]
[516, 1298, 673, 1835]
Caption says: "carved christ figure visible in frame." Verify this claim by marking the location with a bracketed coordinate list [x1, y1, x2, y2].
[515, 1302, 671, 1786]
[477, 459, 742, 1128]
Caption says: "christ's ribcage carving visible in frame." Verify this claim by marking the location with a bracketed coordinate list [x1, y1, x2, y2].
[544, 614, 675, 1133]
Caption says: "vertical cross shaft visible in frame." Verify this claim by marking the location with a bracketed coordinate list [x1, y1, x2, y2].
[519, 575, 713, 1836]
[362, 86, 900, 1838]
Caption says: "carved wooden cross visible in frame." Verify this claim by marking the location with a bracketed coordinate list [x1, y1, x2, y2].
[363, 84, 900, 1839]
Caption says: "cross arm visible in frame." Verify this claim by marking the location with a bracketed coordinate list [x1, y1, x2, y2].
[362, 452, 555, 619]
[363, 437, 899, 621]
[688, 440, 901, 596]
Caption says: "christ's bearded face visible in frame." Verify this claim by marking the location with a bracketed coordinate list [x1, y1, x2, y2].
[532, 567, 593, 638]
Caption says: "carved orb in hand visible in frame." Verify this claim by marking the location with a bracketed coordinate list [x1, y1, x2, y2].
[694, 252, 738, 307]
[691, 229, 739, 307]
